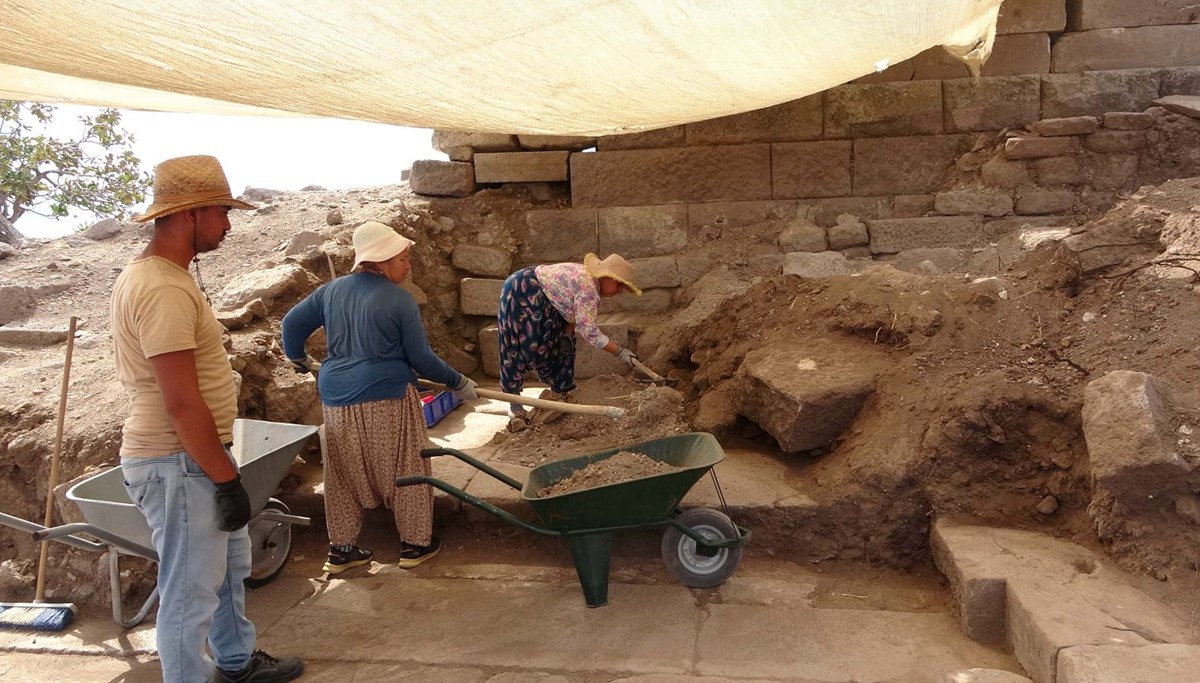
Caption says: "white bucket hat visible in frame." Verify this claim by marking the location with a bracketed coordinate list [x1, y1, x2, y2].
[352, 221, 415, 270]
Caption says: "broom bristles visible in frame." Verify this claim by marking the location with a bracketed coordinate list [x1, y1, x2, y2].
[0, 602, 77, 632]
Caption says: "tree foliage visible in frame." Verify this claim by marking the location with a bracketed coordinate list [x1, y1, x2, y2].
[0, 101, 151, 242]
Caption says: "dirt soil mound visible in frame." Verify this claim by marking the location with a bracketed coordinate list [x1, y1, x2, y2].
[538, 451, 677, 498]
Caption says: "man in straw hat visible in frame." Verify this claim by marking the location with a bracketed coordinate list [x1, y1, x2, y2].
[110, 155, 304, 682]
[496, 253, 641, 430]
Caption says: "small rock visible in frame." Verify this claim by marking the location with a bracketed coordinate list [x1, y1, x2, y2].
[73, 331, 103, 350]
[300, 185, 327, 192]
[241, 187, 284, 202]
[1036, 495, 1059, 515]
[1082, 312, 1096, 323]
[284, 230, 324, 257]
[325, 209, 343, 226]
[256, 204, 279, 216]
[0, 242, 16, 260]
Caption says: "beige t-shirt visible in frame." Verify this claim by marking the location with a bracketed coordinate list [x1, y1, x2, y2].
[111, 256, 237, 457]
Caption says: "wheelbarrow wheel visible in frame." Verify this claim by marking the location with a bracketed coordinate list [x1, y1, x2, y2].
[661, 507, 742, 589]
[245, 498, 293, 588]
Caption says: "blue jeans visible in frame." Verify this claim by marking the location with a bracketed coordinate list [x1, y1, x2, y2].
[121, 451, 257, 683]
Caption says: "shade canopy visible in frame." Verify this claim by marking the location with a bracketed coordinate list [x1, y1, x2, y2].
[0, 1, 1000, 135]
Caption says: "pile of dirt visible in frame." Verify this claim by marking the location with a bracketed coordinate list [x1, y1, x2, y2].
[537, 451, 677, 497]
[491, 376, 691, 467]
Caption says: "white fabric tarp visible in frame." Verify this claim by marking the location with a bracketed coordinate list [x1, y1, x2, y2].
[0, 1, 1001, 135]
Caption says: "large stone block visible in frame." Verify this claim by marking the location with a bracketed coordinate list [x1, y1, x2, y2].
[451, 244, 513, 278]
[478, 324, 629, 379]
[735, 342, 880, 452]
[686, 95, 822, 145]
[629, 256, 680, 289]
[853, 135, 972, 196]
[1007, 580, 1152, 683]
[1102, 111, 1154, 130]
[1004, 136, 1080, 159]
[1156, 94, 1200, 118]
[1016, 189, 1076, 214]
[1082, 130, 1148, 153]
[771, 140, 853, 199]
[934, 191, 1014, 217]
[1030, 116, 1099, 136]
[825, 81, 943, 138]
[1069, 0, 1200, 30]
[597, 205, 689, 257]
[432, 131, 519, 161]
[1161, 66, 1200, 96]
[811, 196, 894, 227]
[599, 288, 674, 314]
[521, 208, 598, 261]
[867, 216, 986, 254]
[571, 145, 772, 207]
[1041, 69, 1162, 119]
[1052, 25, 1200, 73]
[596, 126, 685, 151]
[1057, 644, 1200, 683]
[1082, 371, 1195, 513]
[459, 278, 504, 316]
[782, 251, 855, 278]
[473, 151, 570, 183]
[997, 0, 1067, 34]
[893, 195, 935, 218]
[687, 200, 784, 232]
[409, 160, 476, 197]
[944, 76, 1041, 132]
[517, 135, 596, 151]
[912, 34, 1051, 80]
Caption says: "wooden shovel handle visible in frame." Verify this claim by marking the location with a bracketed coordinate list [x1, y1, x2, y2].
[416, 379, 626, 418]
[35, 316, 76, 602]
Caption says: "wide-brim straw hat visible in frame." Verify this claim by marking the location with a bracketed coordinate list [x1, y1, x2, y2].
[133, 155, 255, 222]
[584, 253, 641, 296]
[353, 221, 416, 270]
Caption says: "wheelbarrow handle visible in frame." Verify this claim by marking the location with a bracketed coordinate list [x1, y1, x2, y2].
[32, 522, 158, 560]
[396, 475, 561, 538]
[419, 446, 524, 491]
[0, 511, 105, 553]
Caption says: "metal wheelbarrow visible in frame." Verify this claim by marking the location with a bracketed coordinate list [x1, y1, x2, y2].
[396, 431, 751, 607]
[0, 419, 318, 627]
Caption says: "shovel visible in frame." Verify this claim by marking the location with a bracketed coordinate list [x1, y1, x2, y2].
[630, 357, 678, 388]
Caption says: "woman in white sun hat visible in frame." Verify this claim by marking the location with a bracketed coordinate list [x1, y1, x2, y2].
[497, 253, 641, 430]
[282, 221, 477, 574]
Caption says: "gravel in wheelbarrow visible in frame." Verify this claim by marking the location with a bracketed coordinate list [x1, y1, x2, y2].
[536, 451, 677, 498]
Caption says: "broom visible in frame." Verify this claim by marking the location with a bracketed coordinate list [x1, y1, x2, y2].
[0, 316, 79, 631]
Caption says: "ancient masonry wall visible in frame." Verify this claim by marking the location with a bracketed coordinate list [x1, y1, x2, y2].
[407, 0, 1200, 376]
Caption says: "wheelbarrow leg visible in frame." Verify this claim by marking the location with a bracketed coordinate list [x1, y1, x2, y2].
[109, 547, 159, 628]
[566, 532, 613, 608]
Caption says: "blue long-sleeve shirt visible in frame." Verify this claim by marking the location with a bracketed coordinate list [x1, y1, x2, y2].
[281, 271, 463, 407]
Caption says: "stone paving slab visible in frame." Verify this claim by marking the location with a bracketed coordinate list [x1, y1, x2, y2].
[1056, 643, 1200, 683]
[696, 604, 1018, 682]
[257, 575, 699, 675]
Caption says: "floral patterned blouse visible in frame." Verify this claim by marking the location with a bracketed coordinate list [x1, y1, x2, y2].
[533, 263, 608, 349]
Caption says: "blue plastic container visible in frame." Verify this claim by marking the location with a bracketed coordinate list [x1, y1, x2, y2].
[420, 389, 461, 427]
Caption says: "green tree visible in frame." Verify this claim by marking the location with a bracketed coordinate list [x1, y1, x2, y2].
[0, 101, 151, 245]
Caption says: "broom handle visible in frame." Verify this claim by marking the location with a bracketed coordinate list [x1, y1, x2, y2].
[35, 316, 76, 602]
[416, 379, 625, 418]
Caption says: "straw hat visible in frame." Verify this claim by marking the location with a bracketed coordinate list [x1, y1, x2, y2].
[352, 221, 416, 269]
[583, 253, 641, 296]
[133, 155, 255, 222]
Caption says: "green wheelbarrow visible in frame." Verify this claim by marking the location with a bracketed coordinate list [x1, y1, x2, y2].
[396, 431, 750, 608]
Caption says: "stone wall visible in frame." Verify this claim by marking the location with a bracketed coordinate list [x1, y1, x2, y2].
[410, 0, 1200, 372]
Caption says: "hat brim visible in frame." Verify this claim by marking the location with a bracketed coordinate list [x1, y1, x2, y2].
[133, 197, 257, 223]
[584, 253, 642, 296]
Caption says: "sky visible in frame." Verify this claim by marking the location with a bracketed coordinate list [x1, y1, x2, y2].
[13, 104, 437, 238]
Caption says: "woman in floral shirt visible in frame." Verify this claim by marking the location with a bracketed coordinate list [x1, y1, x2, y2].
[497, 253, 640, 429]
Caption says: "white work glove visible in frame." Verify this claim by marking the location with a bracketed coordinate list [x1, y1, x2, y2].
[453, 375, 479, 401]
[616, 347, 637, 368]
[288, 355, 321, 374]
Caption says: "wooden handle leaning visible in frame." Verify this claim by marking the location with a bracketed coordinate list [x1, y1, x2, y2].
[417, 379, 626, 418]
[35, 316, 76, 602]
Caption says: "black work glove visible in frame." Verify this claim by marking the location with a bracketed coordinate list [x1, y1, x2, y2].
[214, 475, 252, 532]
